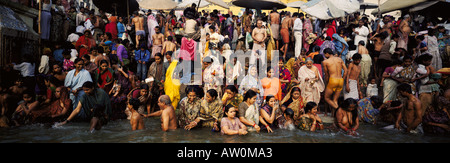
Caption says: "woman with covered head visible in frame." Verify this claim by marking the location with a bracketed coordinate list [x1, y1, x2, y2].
[239, 64, 264, 108]
[178, 85, 202, 129]
[280, 86, 304, 125]
[185, 89, 223, 131]
[298, 57, 325, 105]
[31, 86, 72, 123]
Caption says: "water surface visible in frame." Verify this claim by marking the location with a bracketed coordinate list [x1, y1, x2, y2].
[1, 116, 449, 143]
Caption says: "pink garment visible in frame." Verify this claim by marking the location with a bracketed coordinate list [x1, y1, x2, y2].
[179, 37, 197, 61]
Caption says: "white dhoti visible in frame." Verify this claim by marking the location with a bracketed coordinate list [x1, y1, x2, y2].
[344, 79, 359, 100]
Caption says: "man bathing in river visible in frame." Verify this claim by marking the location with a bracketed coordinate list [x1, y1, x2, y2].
[148, 95, 177, 131]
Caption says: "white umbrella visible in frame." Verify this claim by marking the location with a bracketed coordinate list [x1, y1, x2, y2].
[232, 0, 287, 10]
[199, 0, 229, 9]
[287, 1, 306, 8]
[300, 0, 360, 20]
[138, 0, 178, 10]
[177, 0, 211, 8]
[371, 0, 426, 15]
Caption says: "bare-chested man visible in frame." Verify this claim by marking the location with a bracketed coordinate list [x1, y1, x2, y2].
[322, 48, 347, 117]
[396, 83, 422, 133]
[251, 19, 267, 66]
[162, 36, 176, 56]
[148, 95, 177, 131]
[132, 11, 145, 48]
[398, 15, 411, 51]
[280, 12, 293, 59]
[269, 8, 280, 50]
[152, 26, 165, 59]
[344, 53, 362, 100]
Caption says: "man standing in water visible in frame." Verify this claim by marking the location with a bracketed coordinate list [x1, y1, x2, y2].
[323, 48, 347, 117]
[148, 95, 177, 131]
[395, 83, 423, 133]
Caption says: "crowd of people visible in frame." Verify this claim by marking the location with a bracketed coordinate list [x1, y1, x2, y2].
[1, 1, 450, 137]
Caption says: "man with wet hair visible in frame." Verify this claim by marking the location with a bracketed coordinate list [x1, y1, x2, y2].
[396, 83, 422, 133]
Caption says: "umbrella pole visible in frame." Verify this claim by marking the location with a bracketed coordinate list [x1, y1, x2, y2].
[127, 0, 130, 20]
[197, 0, 202, 12]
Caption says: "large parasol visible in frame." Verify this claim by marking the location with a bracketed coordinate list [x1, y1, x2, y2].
[300, 0, 360, 20]
[138, 0, 178, 10]
[232, 0, 287, 10]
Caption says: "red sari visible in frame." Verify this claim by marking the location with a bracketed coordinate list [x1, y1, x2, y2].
[75, 35, 96, 58]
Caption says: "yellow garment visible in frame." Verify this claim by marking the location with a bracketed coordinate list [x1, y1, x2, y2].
[266, 23, 275, 61]
[164, 60, 181, 109]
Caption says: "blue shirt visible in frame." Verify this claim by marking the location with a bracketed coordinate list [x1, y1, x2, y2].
[134, 49, 150, 62]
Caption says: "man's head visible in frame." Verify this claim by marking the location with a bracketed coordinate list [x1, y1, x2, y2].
[397, 83, 412, 96]
[352, 53, 362, 65]
[299, 12, 304, 20]
[158, 95, 172, 108]
[82, 81, 95, 95]
[155, 26, 161, 33]
[323, 48, 334, 58]
[256, 19, 263, 28]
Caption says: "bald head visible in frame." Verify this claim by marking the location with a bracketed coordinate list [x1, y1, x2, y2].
[159, 95, 172, 105]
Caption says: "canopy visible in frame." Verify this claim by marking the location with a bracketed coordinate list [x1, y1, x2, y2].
[0, 5, 38, 40]
[138, 0, 178, 10]
[287, 1, 306, 8]
[177, 0, 211, 9]
[232, 0, 287, 10]
[202, 0, 230, 9]
[370, 0, 426, 15]
[300, 0, 360, 20]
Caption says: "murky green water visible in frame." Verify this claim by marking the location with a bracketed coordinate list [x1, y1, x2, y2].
[1, 116, 449, 143]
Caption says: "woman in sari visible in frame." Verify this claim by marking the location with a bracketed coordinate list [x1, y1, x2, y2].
[277, 57, 292, 98]
[31, 86, 72, 123]
[239, 65, 264, 107]
[298, 57, 325, 104]
[280, 86, 304, 125]
[186, 89, 223, 131]
[147, 53, 165, 83]
[222, 85, 243, 109]
[238, 90, 261, 132]
[391, 56, 417, 95]
[64, 58, 93, 110]
[164, 58, 181, 109]
[93, 60, 114, 93]
[303, 16, 313, 53]
[126, 84, 150, 118]
[259, 95, 279, 133]
[261, 66, 282, 101]
[75, 30, 96, 58]
[178, 86, 202, 129]
[382, 60, 401, 102]
[298, 101, 323, 131]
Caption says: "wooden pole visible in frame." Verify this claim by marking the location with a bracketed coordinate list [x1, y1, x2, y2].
[38, 0, 42, 57]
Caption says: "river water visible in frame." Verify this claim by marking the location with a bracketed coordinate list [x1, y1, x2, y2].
[1, 114, 449, 143]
